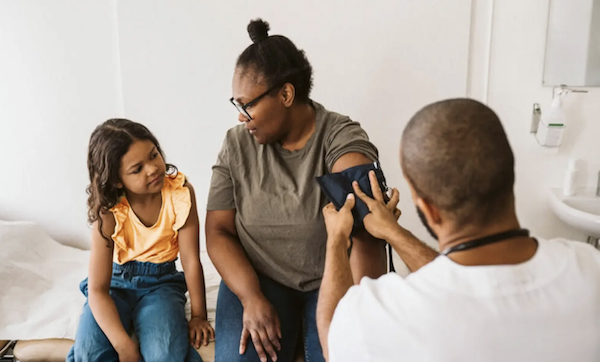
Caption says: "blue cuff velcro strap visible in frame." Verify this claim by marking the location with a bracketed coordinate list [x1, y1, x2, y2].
[316, 162, 389, 229]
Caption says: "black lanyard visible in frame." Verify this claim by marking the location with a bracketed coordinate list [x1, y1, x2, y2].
[440, 229, 530, 256]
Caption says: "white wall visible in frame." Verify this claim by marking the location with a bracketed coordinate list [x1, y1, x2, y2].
[2, 0, 599, 258]
[586, 0, 600, 84]
[485, 0, 600, 242]
[0, 1, 122, 248]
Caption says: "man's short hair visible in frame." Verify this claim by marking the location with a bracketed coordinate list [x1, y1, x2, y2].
[401, 98, 515, 226]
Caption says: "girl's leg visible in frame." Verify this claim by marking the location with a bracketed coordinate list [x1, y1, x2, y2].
[66, 279, 133, 362]
[133, 271, 201, 362]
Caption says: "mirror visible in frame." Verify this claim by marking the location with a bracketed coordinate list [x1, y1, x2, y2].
[543, 0, 600, 86]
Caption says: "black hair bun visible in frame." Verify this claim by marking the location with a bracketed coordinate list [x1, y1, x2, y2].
[248, 18, 270, 43]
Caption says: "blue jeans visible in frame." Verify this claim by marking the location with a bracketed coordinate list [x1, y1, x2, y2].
[215, 275, 324, 362]
[66, 260, 202, 362]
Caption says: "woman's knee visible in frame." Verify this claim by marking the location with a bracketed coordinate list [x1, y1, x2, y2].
[214, 279, 303, 362]
[214, 284, 258, 362]
[215, 345, 259, 362]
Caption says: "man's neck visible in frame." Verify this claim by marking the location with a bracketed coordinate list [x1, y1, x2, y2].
[437, 216, 538, 266]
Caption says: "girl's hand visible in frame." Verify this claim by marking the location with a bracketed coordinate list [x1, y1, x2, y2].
[189, 316, 215, 349]
[116, 338, 141, 362]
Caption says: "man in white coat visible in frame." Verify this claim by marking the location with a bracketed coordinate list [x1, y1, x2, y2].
[317, 98, 600, 362]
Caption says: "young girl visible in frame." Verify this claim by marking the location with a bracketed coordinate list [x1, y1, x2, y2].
[67, 119, 214, 362]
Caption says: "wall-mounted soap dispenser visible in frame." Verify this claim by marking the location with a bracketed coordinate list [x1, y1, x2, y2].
[531, 85, 587, 148]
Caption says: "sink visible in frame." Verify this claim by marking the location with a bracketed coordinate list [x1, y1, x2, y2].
[549, 188, 600, 238]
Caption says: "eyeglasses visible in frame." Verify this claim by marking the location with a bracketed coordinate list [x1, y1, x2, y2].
[230, 83, 282, 121]
[229, 66, 310, 121]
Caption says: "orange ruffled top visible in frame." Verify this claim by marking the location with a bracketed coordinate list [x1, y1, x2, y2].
[110, 172, 191, 264]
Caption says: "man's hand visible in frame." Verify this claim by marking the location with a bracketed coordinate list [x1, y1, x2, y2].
[352, 171, 401, 241]
[323, 193, 356, 246]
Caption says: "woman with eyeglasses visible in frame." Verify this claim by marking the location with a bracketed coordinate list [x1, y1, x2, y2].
[206, 19, 386, 362]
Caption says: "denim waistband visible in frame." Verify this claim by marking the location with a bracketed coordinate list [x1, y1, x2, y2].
[112, 259, 177, 276]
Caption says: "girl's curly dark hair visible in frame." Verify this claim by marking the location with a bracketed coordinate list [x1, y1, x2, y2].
[86, 119, 176, 243]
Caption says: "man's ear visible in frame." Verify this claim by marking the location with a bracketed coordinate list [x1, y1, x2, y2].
[415, 197, 442, 226]
[404, 172, 442, 226]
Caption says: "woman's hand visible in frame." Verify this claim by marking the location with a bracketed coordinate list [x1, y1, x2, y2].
[239, 295, 281, 362]
[189, 316, 215, 349]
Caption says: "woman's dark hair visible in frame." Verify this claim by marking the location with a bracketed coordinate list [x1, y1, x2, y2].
[237, 19, 313, 103]
[86, 119, 176, 243]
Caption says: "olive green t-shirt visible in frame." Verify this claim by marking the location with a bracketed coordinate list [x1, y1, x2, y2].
[207, 101, 378, 291]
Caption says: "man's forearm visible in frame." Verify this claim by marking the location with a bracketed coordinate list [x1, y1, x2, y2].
[317, 235, 354, 360]
[387, 226, 438, 272]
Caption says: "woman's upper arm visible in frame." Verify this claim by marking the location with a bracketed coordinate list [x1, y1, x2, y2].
[325, 117, 378, 173]
[88, 213, 115, 294]
[205, 209, 237, 239]
[331, 153, 374, 173]
[206, 133, 238, 233]
[207, 135, 236, 211]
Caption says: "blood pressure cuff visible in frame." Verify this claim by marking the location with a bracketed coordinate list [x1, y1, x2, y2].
[317, 162, 396, 273]
[316, 162, 389, 230]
